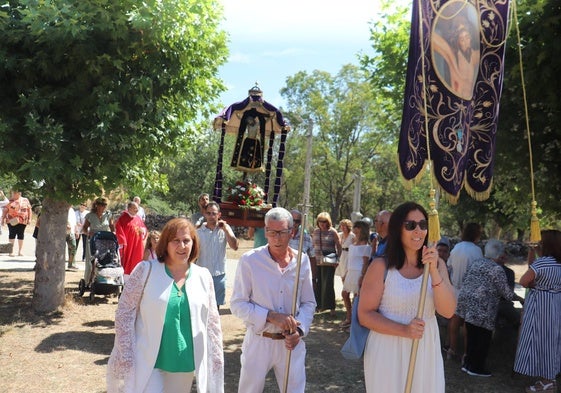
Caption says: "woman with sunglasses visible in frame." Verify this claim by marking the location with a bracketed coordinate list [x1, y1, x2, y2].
[358, 201, 455, 392]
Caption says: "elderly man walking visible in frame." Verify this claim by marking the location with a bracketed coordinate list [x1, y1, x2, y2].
[230, 207, 316, 393]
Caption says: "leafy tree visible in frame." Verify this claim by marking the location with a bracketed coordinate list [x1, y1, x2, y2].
[496, 0, 561, 225]
[0, 0, 228, 312]
[359, 3, 410, 126]
[360, 0, 560, 239]
[161, 124, 226, 215]
[281, 65, 393, 223]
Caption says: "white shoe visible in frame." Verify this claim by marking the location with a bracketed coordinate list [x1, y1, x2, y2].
[526, 380, 557, 392]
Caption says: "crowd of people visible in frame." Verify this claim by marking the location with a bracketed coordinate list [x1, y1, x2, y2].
[2, 189, 560, 392]
[106, 195, 560, 393]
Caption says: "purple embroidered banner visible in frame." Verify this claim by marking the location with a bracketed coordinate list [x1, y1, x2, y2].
[398, 0, 510, 201]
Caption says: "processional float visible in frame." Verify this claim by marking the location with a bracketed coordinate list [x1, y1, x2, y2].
[212, 84, 291, 227]
[213, 86, 313, 393]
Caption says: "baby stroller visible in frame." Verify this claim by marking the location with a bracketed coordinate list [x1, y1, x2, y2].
[78, 231, 124, 301]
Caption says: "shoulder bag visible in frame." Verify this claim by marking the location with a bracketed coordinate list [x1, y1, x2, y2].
[341, 261, 388, 360]
[317, 230, 339, 266]
[341, 295, 369, 360]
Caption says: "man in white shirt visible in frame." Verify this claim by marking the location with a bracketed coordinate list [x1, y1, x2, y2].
[75, 202, 90, 261]
[190, 193, 209, 228]
[196, 201, 238, 308]
[230, 207, 316, 393]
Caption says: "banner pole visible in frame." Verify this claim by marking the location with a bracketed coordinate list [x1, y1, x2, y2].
[282, 119, 313, 393]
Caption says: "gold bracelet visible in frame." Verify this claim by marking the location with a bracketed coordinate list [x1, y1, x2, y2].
[431, 278, 444, 288]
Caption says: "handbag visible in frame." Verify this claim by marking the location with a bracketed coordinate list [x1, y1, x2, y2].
[317, 233, 339, 266]
[341, 261, 388, 360]
[320, 252, 339, 265]
[341, 295, 370, 360]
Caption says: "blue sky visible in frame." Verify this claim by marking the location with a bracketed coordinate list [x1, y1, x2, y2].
[217, 0, 380, 109]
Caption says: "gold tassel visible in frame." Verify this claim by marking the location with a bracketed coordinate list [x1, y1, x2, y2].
[530, 200, 541, 243]
[427, 189, 441, 244]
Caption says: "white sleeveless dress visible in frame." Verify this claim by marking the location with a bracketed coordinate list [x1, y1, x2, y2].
[364, 268, 444, 393]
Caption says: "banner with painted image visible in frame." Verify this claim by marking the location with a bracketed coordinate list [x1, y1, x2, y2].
[398, 0, 510, 202]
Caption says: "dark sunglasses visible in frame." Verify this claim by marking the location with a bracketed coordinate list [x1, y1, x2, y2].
[403, 220, 428, 231]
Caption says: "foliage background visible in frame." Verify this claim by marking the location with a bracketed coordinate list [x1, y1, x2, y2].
[0, 0, 228, 311]
[1, 0, 560, 311]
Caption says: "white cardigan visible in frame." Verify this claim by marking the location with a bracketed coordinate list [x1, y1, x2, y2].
[107, 260, 224, 393]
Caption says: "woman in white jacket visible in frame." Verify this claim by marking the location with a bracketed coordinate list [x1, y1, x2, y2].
[107, 217, 224, 393]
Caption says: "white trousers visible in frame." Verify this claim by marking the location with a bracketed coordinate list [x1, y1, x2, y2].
[238, 333, 307, 393]
[143, 369, 194, 393]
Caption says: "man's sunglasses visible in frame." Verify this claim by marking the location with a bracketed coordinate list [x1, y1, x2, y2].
[403, 220, 428, 231]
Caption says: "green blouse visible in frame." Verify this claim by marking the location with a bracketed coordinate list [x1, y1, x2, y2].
[154, 267, 195, 372]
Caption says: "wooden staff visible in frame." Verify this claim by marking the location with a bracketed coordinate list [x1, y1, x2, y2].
[282, 120, 313, 393]
[404, 261, 431, 393]
[404, 0, 442, 387]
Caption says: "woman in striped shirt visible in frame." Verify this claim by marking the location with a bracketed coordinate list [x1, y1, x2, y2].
[514, 230, 561, 393]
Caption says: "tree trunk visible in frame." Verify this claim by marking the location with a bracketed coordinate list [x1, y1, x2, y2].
[32, 198, 69, 313]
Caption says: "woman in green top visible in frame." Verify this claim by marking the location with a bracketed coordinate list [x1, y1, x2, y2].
[107, 218, 224, 393]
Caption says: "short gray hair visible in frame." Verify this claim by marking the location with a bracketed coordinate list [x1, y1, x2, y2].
[265, 207, 293, 227]
[484, 239, 505, 259]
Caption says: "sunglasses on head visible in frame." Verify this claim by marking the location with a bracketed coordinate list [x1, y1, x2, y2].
[403, 220, 428, 231]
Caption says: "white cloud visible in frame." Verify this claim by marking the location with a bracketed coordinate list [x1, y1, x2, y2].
[228, 51, 251, 64]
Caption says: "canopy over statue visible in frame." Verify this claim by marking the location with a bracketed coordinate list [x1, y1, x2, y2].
[213, 85, 290, 136]
[212, 85, 290, 226]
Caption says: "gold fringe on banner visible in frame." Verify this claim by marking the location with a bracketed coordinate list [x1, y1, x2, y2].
[530, 201, 541, 243]
[427, 189, 441, 244]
